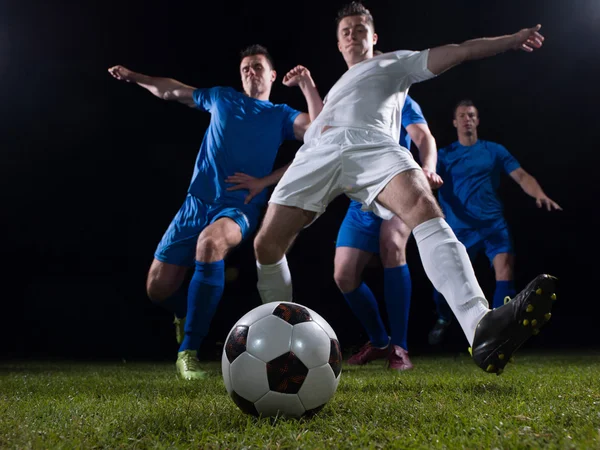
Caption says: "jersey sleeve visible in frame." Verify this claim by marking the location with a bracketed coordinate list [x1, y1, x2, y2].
[281, 104, 302, 141]
[387, 49, 436, 88]
[493, 143, 521, 174]
[402, 95, 427, 127]
[192, 87, 224, 112]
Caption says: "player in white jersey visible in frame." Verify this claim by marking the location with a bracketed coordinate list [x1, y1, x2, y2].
[253, 1, 558, 375]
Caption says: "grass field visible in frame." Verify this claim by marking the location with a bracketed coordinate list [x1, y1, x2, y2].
[1, 351, 599, 449]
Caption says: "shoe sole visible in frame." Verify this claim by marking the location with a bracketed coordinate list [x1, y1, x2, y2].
[477, 275, 557, 375]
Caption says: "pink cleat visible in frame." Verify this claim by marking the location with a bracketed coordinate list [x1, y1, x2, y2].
[347, 339, 391, 365]
[387, 345, 414, 371]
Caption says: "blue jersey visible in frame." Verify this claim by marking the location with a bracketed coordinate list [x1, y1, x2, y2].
[349, 94, 426, 211]
[437, 140, 521, 229]
[189, 87, 301, 206]
[399, 95, 427, 150]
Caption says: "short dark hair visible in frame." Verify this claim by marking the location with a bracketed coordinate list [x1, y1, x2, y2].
[453, 99, 477, 118]
[240, 44, 275, 70]
[336, 2, 375, 34]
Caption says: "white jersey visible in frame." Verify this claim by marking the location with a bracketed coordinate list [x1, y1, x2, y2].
[305, 49, 435, 143]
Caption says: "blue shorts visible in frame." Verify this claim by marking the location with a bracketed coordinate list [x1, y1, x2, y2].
[455, 223, 515, 264]
[154, 194, 262, 267]
[336, 202, 382, 254]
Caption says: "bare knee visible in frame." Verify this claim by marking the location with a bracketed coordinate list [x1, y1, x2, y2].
[334, 266, 361, 293]
[196, 235, 226, 262]
[493, 253, 514, 280]
[380, 241, 407, 267]
[254, 230, 286, 265]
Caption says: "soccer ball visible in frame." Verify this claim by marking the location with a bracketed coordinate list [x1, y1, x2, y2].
[221, 301, 342, 418]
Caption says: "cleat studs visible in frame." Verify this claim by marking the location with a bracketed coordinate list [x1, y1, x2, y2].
[526, 304, 534, 313]
[532, 328, 540, 335]
[551, 293, 557, 301]
[486, 364, 495, 373]
[536, 288, 543, 295]
[531, 319, 538, 327]
[498, 354, 505, 360]
[522, 319, 530, 326]
[544, 313, 552, 320]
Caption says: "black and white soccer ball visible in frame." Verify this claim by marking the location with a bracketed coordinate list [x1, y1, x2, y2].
[222, 302, 342, 418]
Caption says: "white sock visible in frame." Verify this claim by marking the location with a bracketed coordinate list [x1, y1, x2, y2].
[256, 256, 293, 304]
[413, 218, 490, 346]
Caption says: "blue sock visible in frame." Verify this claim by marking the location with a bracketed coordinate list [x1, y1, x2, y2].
[180, 260, 225, 353]
[383, 265, 411, 350]
[343, 283, 389, 348]
[433, 289, 453, 323]
[154, 285, 187, 319]
[493, 280, 516, 309]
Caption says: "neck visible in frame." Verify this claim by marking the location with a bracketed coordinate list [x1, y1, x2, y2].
[458, 133, 478, 146]
[247, 88, 271, 101]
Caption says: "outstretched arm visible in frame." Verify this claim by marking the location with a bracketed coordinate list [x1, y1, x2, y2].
[283, 65, 323, 140]
[427, 25, 544, 76]
[108, 65, 197, 108]
[225, 162, 292, 204]
[509, 167, 562, 211]
[405, 123, 443, 189]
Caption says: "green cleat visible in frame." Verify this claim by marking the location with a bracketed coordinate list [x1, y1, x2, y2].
[174, 316, 186, 345]
[472, 274, 556, 375]
[176, 350, 207, 380]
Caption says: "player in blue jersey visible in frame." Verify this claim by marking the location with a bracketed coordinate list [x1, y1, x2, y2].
[334, 94, 442, 371]
[108, 45, 322, 380]
[428, 99, 562, 345]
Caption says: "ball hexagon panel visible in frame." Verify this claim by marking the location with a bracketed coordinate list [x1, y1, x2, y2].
[291, 321, 331, 369]
[308, 308, 338, 341]
[225, 325, 248, 363]
[230, 352, 270, 403]
[266, 351, 308, 394]
[329, 338, 342, 378]
[234, 302, 280, 327]
[272, 302, 313, 325]
[254, 391, 306, 418]
[246, 315, 293, 362]
[298, 363, 340, 411]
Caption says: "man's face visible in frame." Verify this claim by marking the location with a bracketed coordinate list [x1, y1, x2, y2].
[453, 106, 480, 135]
[240, 54, 276, 96]
[337, 15, 378, 61]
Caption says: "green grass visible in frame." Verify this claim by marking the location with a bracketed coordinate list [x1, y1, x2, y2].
[1, 352, 599, 449]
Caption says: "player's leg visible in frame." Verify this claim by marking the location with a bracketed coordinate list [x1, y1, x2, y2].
[485, 226, 517, 309]
[379, 216, 413, 370]
[254, 204, 315, 303]
[377, 169, 556, 374]
[255, 133, 344, 304]
[149, 194, 206, 344]
[334, 205, 390, 364]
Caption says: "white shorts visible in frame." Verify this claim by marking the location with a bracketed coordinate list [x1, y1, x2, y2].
[270, 127, 421, 221]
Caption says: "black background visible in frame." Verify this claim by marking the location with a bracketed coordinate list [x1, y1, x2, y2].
[2, 0, 598, 361]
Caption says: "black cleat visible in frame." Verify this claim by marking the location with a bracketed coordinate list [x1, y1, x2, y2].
[472, 274, 557, 375]
[428, 319, 452, 345]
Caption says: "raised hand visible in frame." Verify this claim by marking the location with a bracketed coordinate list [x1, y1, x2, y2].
[513, 24, 545, 52]
[282, 65, 312, 88]
[225, 172, 267, 204]
[108, 65, 136, 82]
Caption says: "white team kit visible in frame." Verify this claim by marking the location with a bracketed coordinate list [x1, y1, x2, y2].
[270, 49, 435, 220]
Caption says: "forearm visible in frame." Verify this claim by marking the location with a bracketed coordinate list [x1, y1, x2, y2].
[261, 162, 292, 187]
[519, 174, 546, 198]
[298, 80, 323, 121]
[428, 34, 518, 75]
[130, 72, 195, 102]
[417, 139, 437, 172]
